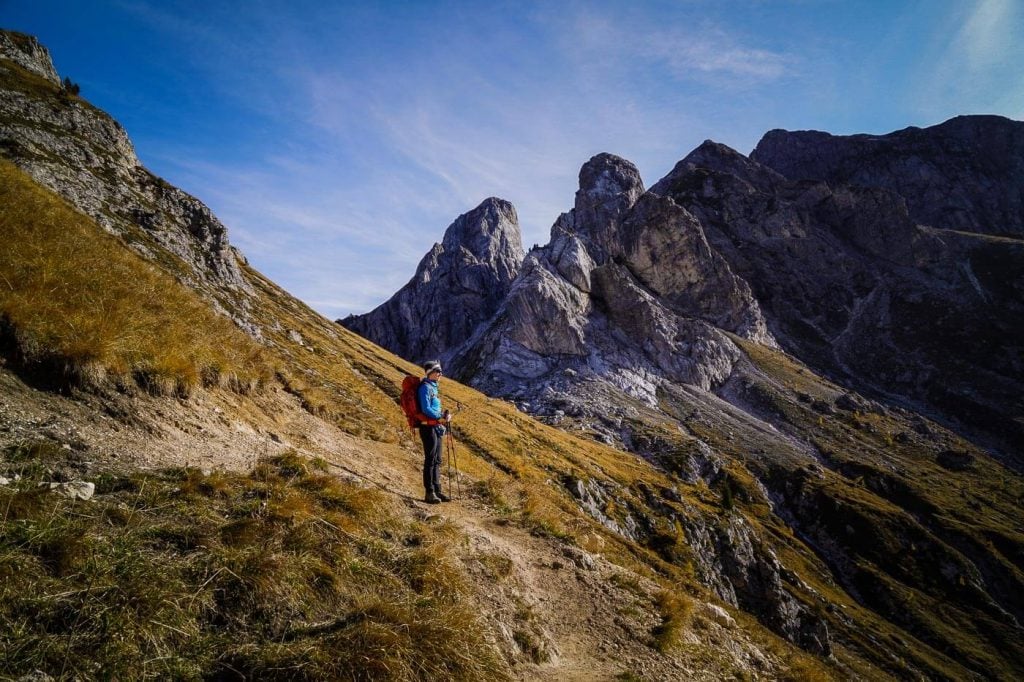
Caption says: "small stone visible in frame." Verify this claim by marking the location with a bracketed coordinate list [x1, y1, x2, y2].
[563, 546, 597, 570]
[44, 480, 95, 501]
[835, 393, 865, 411]
[705, 603, 736, 628]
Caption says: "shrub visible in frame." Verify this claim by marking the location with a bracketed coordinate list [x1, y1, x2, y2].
[61, 76, 80, 96]
[651, 588, 694, 652]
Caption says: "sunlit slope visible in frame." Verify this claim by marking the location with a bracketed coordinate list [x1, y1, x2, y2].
[0, 159, 270, 394]
[242, 247, 1024, 679]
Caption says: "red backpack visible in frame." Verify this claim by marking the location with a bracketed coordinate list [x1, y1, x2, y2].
[400, 375, 439, 429]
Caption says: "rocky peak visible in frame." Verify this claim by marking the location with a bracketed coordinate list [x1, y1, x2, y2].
[341, 197, 525, 365]
[652, 140, 786, 197]
[0, 30, 60, 86]
[437, 197, 523, 282]
[751, 115, 1024, 236]
[571, 153, 645, 259]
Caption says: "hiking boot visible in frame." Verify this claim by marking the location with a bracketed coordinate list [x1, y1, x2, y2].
[435, 491, 451, 502]
[424, 493, 441, 504]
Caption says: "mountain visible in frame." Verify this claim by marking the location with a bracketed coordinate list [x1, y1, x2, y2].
[4, 28, 1024, 680]
[751, 115, 1024, 238]
[656, 132, 1024, 463]
[345, 114, 1024, 677]
[340, 197, 524, 366]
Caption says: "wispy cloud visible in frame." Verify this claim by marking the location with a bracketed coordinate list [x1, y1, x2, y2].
[561, 5, 794, 87]
[959, 0, 1017, 69]
[648, 33, 791, 81]
[910, 0, 1024, 119]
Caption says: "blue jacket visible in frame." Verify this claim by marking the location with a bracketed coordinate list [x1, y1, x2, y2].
[418, 378, 443, 420]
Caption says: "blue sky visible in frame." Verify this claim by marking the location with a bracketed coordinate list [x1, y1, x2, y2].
[4, 1, 1022, 318]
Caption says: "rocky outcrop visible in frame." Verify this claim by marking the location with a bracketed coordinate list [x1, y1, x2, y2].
[652, 137, 1024, 460]
[0, 29, 251, 311]
[690, 513, 831, 655]
[571, 152, 645, 261]
[340, 197, 524, 365]
[0, 31, 59, 85]
[448, 153, 773, 407]
[751, 115, 1024, 237]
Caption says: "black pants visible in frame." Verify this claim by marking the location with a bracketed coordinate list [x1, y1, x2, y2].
[418, 425, 443, 495]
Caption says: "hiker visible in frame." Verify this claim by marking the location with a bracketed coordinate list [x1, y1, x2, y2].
[418, 360, 451, 504]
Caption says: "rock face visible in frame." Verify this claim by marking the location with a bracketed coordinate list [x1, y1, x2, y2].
[340, 197, 524, 365]
[0, 32, 59, 85]
[0, 29, 251, 319]
[751, 115, 1024, 237]
[655, 136, 1024, 459]
[452, 153, 774, 407]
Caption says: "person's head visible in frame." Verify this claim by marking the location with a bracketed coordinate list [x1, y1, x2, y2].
[422, 360, 443, 380]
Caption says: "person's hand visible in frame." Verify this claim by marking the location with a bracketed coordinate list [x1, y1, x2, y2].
[443, 409, 451, 422]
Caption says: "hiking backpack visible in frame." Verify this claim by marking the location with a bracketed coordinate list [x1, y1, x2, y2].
[400, 375, 438, 429]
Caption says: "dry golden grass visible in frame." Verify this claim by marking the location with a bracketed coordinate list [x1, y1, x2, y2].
[0, 450, 509, 681]
[651, 588, 694, 652]
[0, 159, 272, 394]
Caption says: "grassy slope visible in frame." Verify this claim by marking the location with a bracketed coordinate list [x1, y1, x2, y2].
[0, 151, 836, 679]
[0, 159, 270, 394]
[0, 448, 507, 680]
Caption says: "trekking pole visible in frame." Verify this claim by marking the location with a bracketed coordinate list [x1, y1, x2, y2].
[447, 426, 462, 500]
[445, 425, 454, 500]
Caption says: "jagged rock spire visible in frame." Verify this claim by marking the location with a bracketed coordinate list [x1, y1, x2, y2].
[568, 153, 645, 260]
[340, 197, 525, 365]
